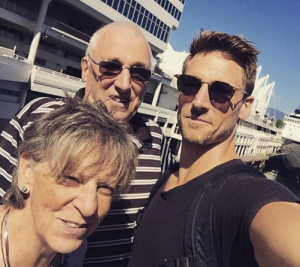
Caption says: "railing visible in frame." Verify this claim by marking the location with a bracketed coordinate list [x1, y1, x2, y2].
[44, 17, 91, 42]
[0, 46, 31, 63]
[33, 66, 85, 84]
[0, 0, 37, 21]
[0, 0, 91, 43]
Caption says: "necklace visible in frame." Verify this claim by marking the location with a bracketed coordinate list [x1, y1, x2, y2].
[0, 208, 59, 267]
[1, 208, 11, 267]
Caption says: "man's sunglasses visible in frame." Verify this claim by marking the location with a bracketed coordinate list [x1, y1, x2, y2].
[88, 55, 151, 83]
[175, 74, 249, 104]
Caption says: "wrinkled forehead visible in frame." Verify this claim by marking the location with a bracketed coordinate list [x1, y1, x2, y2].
[92, 28, 152, 68]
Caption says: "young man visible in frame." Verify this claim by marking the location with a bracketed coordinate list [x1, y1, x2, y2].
[128, 30, 300, 267]
[0, 21, 169, 266]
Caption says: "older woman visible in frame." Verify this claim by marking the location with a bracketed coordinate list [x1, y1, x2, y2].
[0, 97, 137, 267]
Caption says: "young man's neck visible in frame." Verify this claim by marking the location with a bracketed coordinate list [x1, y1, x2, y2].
[179, 133, 238, 183]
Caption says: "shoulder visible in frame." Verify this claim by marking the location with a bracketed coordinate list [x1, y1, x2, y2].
[138, 114, 162, 133]
[132, 113, 163, 143]
[16, 97, 65, 120]
[214, 173, 298, 230]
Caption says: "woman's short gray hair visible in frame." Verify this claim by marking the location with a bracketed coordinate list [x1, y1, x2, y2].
[3, 97, 138, 208]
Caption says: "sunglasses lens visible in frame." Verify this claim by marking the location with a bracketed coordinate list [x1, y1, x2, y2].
[209, 81, 234, 103]
[99, 61, 151, 82]
[99, 61, 122, 76]
[130, 67, 152, 82]
[177, 75, 201, 96]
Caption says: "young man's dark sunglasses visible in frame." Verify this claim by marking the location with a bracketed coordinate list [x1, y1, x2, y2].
[88, 55, 152, 83]
[175, 74, 249, 104]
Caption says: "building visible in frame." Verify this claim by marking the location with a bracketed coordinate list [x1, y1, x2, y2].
[0, 0, 186, 129]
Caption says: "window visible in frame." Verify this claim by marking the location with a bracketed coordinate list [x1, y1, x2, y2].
[141, 16, 147, 29]
[157, 27, 162, 40]
[150, 21, 155, 33]
[112, 0, 119, 10]
[118, 0, 125, 13]
[123, 3, 130, 16]
[146, 19, 151, 31]
[128, 6, 134, 19]
[138, 12, 143, 25]
[133, 9, 139, 22]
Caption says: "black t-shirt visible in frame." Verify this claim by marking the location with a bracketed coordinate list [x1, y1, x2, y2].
[129, 160, 299, 267]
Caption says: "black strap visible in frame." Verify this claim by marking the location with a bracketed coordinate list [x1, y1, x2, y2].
[182, 163, 265, 267]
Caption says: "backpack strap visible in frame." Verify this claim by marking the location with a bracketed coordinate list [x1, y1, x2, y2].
[181, 163, 265, 267]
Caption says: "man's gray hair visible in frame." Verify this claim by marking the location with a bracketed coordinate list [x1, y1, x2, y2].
[85, 21, 153, 71]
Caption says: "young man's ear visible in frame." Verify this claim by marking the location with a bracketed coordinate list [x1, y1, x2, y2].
[17, 153, 35, 191]
[239, 96, 254, 120]
[81, 56, 89, 82]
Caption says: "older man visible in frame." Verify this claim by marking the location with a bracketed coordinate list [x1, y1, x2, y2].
[0, 21, 168, 266]
[128, 30, 300, 267]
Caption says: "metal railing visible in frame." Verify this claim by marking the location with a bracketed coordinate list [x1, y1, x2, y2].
[0, 46, 31, 63]
[0, 0, 37, 21]
[33, 66, 85, 84]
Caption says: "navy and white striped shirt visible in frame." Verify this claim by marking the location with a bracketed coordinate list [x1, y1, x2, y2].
[0, 92, 170, 266]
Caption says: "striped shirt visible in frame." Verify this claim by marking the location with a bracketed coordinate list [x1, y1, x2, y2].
[0, 93, 169, 267]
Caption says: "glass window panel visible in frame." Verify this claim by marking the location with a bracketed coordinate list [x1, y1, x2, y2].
[123, 3, 129, 16]
[146, 19, 151, 31]
[165, 1, 169, 10]
[174, 9, 178, 18]
[145, 10, 149, 17]
[138, 13, 143, 25]
[171, 6, 175, 16]
[150, 21, 155, 33]
[141, 16, 147, 28]
[160, 30, 165, 41]
[118, 0, 125, 13]
[149, 13, 153, 20]
[131, 0, 136, 8]
[136, 2, 140, 10]
[107, 0, 113, 6]
[133, 10, 139, 22]
[112, 0, 119, 10]
[128, 6, 134, 19]
[168, 3, 172, 13]
[157, 27, 162, 39]
[161, 0, 166, 7]
[178, 12, 181, 20]
[153, 25, 158, 36]
[126, 0, 131, 3]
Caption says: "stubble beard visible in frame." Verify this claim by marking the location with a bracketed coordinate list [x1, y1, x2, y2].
[178, 114, 237, 147]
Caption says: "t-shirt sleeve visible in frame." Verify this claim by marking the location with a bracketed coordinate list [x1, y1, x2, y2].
[212, 175, 299, 266]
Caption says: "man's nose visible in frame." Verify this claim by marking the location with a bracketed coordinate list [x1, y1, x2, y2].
[114, 68, 131, 92]
[192, 83, 211, 109]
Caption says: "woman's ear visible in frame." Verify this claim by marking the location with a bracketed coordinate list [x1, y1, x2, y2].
[17, 153, 36, 192]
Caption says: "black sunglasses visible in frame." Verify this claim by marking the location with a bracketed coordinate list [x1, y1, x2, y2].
[88, 55, 151, 83]
[175, 74, 249, 104]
